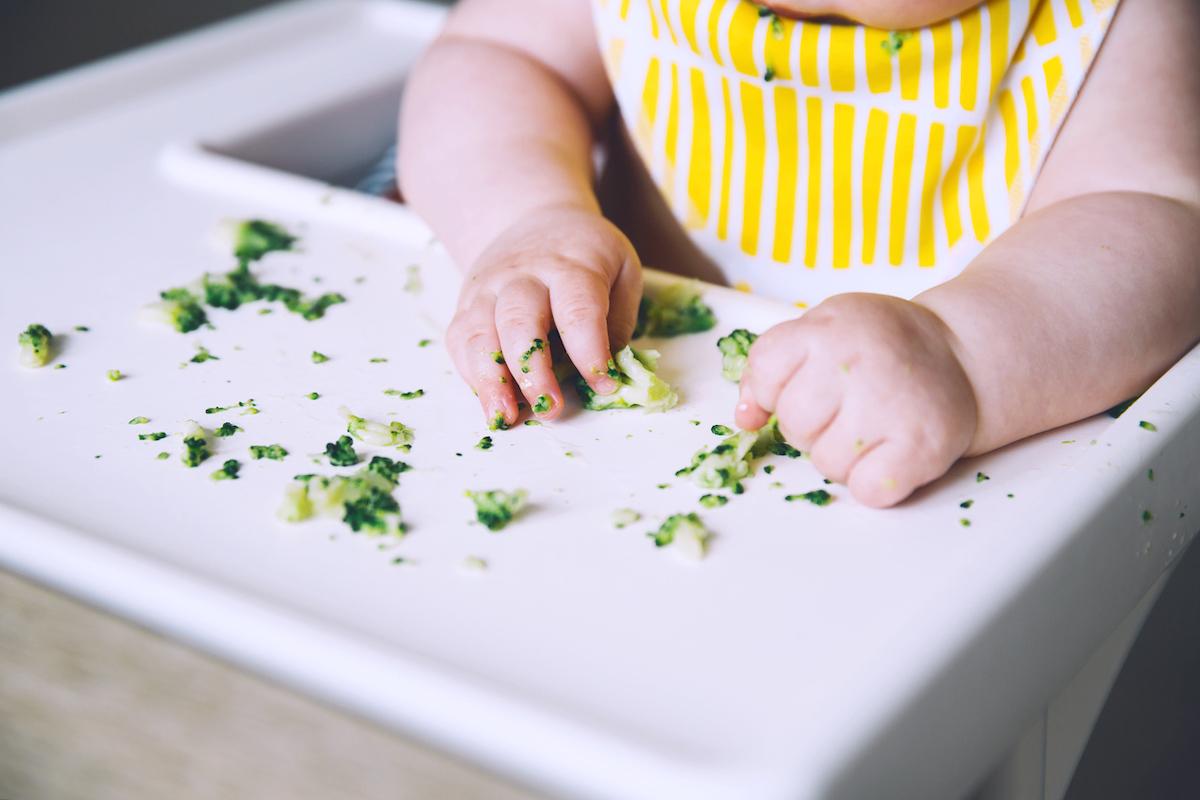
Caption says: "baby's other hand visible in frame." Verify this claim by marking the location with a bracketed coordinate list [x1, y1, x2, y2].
[446, 204, 642, 427]
[735, 293, 978, 507]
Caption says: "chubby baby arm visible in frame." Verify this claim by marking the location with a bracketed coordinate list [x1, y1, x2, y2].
[399, 0, 639, 426]
[739, 0, 1200, 507]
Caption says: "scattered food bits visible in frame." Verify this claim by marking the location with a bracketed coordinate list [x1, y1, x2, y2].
[74, 325, 90, 332]
[418, 338, 433, 348]
[249, 444, 288, 461]
[476, 436, 493, 450]
[488, 413, 510, 432]
[960, 499, 974, 509]
[128, 416, 151, 425]
[17, 323, 54, 367]
[311, 351, 330, 363]
[785, 489, 833, 506]
[976, 471, 990, 483]
[307, 392, 320, 400]
[612, 508, 641, 528]
[214, 421, 242, 437]
[1138, 420, 1158, 432]
[156, 452, 170, 460]
[960, 518, 972, 528]
[490, 350, 505, 364]
[1148, 469, 1155, 481]
[634, 281, 716, 338]
[342, 408, 414, 450]
[138, 431, 167, 441]
[575, 346, 677, 412]
[324, 435, 359, 466]
[523, 419, 541, 427]
[1142, 510, 1154, 524]
[647, 512, 712, 560]
[181, 422, 211, 468]
[190, 345, 220, 364]
[466, 489, 528, 531]
[532, 394, 552, 414]
[212, 459, 241, 481]
[107, 369, 124, 382]
[716, 329, 757, 382]
[368, 357, 388, 364]
[461, 555, 489, 573]
[711, 424, 733, 436]
[699, 493, 729, 508]
[384, 388, 425, 399]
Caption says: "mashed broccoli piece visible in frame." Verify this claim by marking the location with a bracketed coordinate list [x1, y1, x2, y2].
[249, 444, 288, 460]
[716, 328, 758, 382]
[143, 287, 209, 333]
[233, 219, 297, 264]
[574, 346, 677, 412]
[324, 435, 359, 467]
[647, 512, 712, 560]
[214, 422, 241, 437]
[675, 422, 783, 491]
[278, 456, 408, 537]
[341, 407, 414, 451]
[612, 508, 642, 528]
[181, 422, 211, 468]
[466, 489, 528, 531]
[211, 459, 241, 481]
[785, 489, 833, 506]
[633, 281, 717, 338]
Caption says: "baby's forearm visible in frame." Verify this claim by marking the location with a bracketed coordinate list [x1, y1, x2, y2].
[399, 36, 602, 269]
[918, 191, 1200, 455]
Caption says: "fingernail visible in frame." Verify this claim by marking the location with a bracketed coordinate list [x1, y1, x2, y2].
[736, 401, 752, 414]
[595, 377, 618, 394]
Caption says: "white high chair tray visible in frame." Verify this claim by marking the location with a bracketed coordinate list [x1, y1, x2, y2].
[1, 2, 1197, 798]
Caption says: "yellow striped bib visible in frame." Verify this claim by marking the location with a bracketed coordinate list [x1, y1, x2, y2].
[592, 0, 1119, 307]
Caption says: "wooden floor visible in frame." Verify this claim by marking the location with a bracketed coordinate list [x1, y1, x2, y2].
[0, 570, 543, 800]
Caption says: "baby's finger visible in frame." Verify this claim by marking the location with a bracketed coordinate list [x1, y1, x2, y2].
[770, 361, 844, 451]
[494, 278, 564, 419]
[606, 256, 643, 351]
[807, 413, 885, 486]
[741, 323, 809, 416]
[550, 271, 618, 394]
[445, 297, 519, 426]
[845, 440, 926, 508]
[735, 373, 772, 431]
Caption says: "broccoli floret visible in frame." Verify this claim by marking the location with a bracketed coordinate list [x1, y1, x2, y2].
[646, 512, 712, 560]
[249, 444, 288, 460]
[214, 421, 241, 437]
[144, 288, 208, 333]
[233, 219, 296, 264]
[612, 508, 642, 528]
[466, 489, 528, 531]
[211, 459, 241, 481]
[785, 489, 833, 506]
[311, 351, 330, 363]
[675, 423, 781, 491]
[716, 328, 758, 382]
[278, 457, 407, 536]
[324, 435, 359, 467]
[341, 407, 414, 450]
[181, 422, 211, 468]
[574, 346, 678, 412]
[633, 281, 717, 338]
[17, 323, 53, 367]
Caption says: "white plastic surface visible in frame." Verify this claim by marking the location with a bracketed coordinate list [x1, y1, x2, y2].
[2, 3, 1198, 799]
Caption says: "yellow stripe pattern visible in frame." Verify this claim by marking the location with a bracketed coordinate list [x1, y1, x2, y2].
[593, 0, 1120, 303]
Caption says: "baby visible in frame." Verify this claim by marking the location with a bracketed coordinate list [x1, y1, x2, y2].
[398, 0, 1200, 507]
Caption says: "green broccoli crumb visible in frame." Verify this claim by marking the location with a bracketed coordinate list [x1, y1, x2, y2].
[418, 338, 433, 348]
[488, 413, 510, 432]
[74, 325, 90, 332]
[612, 508, 641, 528]
[575, 346, 677, 412]
[53, 364, 67, 370]
[384, 388, 425, 399]
[190, 345, 220, 364]
[763, 65, 776, 81]
[960, 518, 972, 528]
[491, 350, 505, 364]
[129, 416, 151, 425]
[689, 420, 701, 426]
[716, 329, 758, 382]
[233, 219, 296, 263]
[150, 287, 208, 332]
[523, 419, 541, 427]
[138, 431, 167, 441]
[249, 444, 288, 460]
[325, 435, 359, 467]
[214, 421, 241, 437]
[308, 392, 320, 400]
[368, 357, 388, 363]
[518, 339, 545, 373]
[156, 451, 170, 460]
[1138, 420, 1157, 432]
[181, 422, 211, 468]
[1142, 509, 1153, 524]
[711, 424, 733, 436]
[107, 369, 123, 382]
[311, 351, 330, 363]
[466, 489, 528, 531]
[646, 512, 712, 559]
[17, 323, 53, 367]
[785, 489, 833, 506]
[633, 282, 716, 338]
[881, 30, 911, 56]
[960, 499, 974, 509]
[763, 464, 775, 475]
[532, 394, 552, 414]
[212, 459, 241, 481]
[476, 436, 493, 450]
[699, 493, 728, 508]
[656, 483, 671, 489]
[976, 471, 990, 483]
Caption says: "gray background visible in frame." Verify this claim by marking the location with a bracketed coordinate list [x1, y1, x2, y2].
[1, 2, 1196, 797]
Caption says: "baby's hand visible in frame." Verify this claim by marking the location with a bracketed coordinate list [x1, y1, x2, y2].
[735, 293, 978, 507]
[446, 204, 642, 427]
